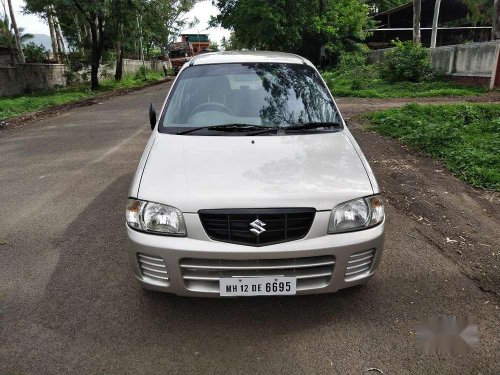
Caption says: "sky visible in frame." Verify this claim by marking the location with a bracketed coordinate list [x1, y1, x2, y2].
[5, 0, 231, 44]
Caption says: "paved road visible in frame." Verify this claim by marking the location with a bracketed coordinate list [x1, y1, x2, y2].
[1, 83, 498, 374]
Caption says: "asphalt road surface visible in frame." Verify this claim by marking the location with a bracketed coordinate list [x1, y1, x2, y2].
[1, 82, 498, 374]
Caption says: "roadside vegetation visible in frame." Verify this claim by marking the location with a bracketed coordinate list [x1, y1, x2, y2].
[323, 68, 487, 98]
[322, 41, 487, 98]
[0, 71, 164, 120]
[368, 103, 500, 191]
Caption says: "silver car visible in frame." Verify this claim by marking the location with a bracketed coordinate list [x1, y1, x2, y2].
[126, 51, 385, 297]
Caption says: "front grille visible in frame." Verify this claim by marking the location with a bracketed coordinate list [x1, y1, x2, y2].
[137, 253, 169, 283]
[198, 208, 316, 246]
[179, 256, 335, 293]
[345, 249, 375, 280]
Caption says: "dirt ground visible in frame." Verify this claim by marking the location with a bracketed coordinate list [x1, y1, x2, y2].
[336, 93, 500, 297]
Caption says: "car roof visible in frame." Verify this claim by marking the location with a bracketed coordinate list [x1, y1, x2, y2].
[189, 51, 315, 68]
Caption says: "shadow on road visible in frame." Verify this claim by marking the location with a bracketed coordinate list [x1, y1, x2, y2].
[24, 164, 497, 374]
[36, 173, 379, 347]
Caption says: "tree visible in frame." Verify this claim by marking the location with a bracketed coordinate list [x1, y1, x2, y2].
[0, 16, 33, 65]
[220, 36, 229, 50]
[0, 19, 33, 47]
[219, 33, 242, 51]
[209, 41, 219, 51]
[462, 0, 496, 26]
[430, 0, 441, 48]
[6, 0, 25, 62]
[24, 0, 199, 87]
[413, 0, 421, 44]
[23, 42, 50, 62]
[94, 0, 199, 82]
[210, 0, 370, 65]
[46, 5, 59, 60]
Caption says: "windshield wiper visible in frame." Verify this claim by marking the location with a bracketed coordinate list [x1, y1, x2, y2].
[175, 122, 341, 135]
[280, 122, 342, 132]
[176, 124, 272, 135]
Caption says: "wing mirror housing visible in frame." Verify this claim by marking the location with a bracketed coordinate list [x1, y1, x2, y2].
[149, 103, 157, 130]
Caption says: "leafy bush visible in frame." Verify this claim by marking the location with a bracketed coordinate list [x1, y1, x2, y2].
[380, 40, 433, 83]
[337, 47, 369, 71]
[321, 67, 485, 98]
[134, 66, 149, 80]
[65, 51, 90, 84]
[368, 103, 500, 190]
[23, 42, 49, 63]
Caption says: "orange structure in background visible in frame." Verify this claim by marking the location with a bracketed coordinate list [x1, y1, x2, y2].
[180, 34, 210, 55]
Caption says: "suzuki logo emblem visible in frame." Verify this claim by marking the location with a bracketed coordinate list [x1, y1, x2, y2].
[249, 219, 267, 236]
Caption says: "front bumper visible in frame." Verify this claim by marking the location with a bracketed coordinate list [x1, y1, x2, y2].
[126, 211, 385, 297]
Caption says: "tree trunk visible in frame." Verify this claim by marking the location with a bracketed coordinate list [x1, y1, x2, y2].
[47, 7, 59, 61]
[6, 0, 25, 63]
[430, 0, 441, 48]
[493, 0, 500, 41]
[74, 16, 82, 46]
[318, 0, 325, 67]
[136, 15, 146, 79]
[54, 14, 67, 56]
[84, 23, 92, 45]
[413, 0, 421, 44]
[90, 23, 101, 90]
[115, 22, 124, 81]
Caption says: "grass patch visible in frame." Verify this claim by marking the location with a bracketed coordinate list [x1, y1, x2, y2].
[0, 71, 165, 120]
[322, 66, 487, 98]
[368, 103, 500, 191]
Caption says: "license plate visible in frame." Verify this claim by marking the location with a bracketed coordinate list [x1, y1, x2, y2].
[219, 276, 296, 296]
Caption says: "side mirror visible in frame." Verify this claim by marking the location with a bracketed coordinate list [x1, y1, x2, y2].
[149, 103, 157, 130]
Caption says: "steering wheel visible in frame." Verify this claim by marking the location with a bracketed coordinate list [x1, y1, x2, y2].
[191, 102, 233, 116]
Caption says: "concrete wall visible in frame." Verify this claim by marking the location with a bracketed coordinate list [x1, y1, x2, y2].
[369, 41, 500, 87]
[452, 42, 498, 77]
[98, 59, 162, 79]
[0, 63, 66, 97]
[123, 59, 160, 74]
[0, 59, 162, 97]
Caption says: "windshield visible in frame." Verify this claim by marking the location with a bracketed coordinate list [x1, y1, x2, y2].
[159, 63, 341, 133]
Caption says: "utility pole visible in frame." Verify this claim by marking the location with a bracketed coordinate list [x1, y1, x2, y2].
[6, 0, 25, 63]
[137, 14, 147, 80]
[430, 0, 441, 48]
[413, 0, 421, 44]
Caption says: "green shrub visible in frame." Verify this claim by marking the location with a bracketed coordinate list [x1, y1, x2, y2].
[337, 47, 369, 71]
[368, 103, 500, 190]
[65, 51, 90, 84]
[23, 42, 49, 63]
[380, 40, 433, 83]
[135, 66, 149, 80]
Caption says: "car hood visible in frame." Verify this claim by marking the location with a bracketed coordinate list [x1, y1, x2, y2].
[138, 132, 373, 212]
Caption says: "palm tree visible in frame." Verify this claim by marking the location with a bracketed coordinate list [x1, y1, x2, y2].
[0, 19, 33, 48]
[0, 18, 33, 65]
[6, 0, 25, 62]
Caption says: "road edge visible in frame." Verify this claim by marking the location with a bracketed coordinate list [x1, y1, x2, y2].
[0, 77, 173, 133]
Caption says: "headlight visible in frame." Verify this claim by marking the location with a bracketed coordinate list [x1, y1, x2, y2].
[126, 199, 186, 236]
[328, 195, 384, 233]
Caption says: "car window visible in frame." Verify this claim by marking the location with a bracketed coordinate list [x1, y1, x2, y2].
[159, 63, 341, 132]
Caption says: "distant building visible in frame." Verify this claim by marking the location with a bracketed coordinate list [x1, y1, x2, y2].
[366, 0, 493, 49]
[180, 34, 210, 55]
